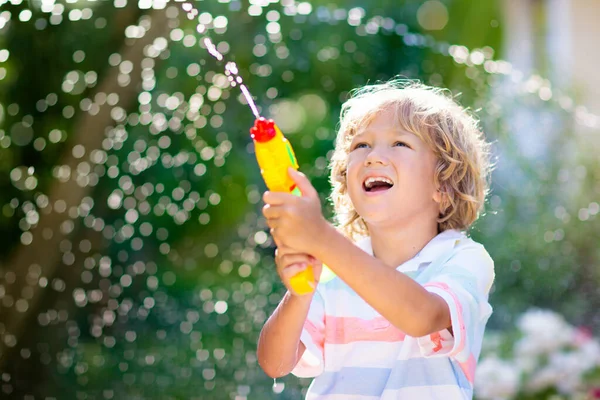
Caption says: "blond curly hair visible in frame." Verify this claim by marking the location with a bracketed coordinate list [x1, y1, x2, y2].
[329, 80, 492, 241]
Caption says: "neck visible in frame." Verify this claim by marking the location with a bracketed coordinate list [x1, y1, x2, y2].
[367, 215, 439, 268]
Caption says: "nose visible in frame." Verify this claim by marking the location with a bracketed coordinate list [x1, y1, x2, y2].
[364, 147, 389, 167]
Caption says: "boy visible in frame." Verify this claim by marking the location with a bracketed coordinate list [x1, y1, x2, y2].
[258, 80, 494, 399]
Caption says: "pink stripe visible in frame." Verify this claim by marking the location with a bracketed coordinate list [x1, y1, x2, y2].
[305, 319, 325, 353]
[459, 353, 477, 383]
[324, 315, 406, 345]
[424, 282, 466, 356]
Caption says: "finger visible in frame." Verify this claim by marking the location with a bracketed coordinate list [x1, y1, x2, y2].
[279, 262, 309, 279]
[276, 253, 314, 271]
[262, 203, 283, 219]
[265, 217, 278, 230]
[274, 246, 288, 262]
[310, 259, 324, 284]
[270, 229, 288, 249]
[287, 168, 319, 200]
[263, 191, 295, 206]
[274, 243, 296, 257]
[276, 252, 312, 267]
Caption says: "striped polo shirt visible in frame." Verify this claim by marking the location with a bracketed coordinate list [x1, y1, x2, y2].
[291, 229, 495, 399]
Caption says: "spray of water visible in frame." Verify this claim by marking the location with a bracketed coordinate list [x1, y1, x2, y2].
[181, 1, 265, 120]
[203, 36, 223, 62]
[203, 37, 261, 119]
[178, 1, 600, 128]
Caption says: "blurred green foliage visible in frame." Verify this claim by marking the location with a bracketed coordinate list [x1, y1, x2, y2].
[0, 0, 598, 399]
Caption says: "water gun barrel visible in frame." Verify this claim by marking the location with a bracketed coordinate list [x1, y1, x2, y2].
[250, 117, 316, 295]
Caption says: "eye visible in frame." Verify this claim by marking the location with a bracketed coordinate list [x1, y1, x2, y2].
[352, 142, 369, 150]
[393, 141, 410, 148]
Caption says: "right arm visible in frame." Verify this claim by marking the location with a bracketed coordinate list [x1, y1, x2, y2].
[257, 290, 311, 378]
[257, 245, 323, 378]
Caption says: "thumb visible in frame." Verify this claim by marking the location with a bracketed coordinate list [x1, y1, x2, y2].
[288, 167, 318, 199]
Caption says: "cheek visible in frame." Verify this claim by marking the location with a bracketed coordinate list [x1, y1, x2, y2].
[416, 160, 438, 197]
[346, 154, 359, 169]
[345, 158, 360, 184]
[412, 166, 435, 192]
[345, 173, 358, 195]
[398, 159, 435, 193]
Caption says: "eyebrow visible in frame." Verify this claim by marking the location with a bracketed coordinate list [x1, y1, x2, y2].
[352, 129, 411, 140]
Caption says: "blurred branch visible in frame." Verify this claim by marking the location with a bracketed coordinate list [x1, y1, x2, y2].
[0, 7, 170, 366]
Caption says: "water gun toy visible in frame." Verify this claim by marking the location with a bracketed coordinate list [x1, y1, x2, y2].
[250, 117, 316, 295]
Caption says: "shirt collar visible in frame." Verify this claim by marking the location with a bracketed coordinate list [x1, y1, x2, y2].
[354, 229, 465, 272]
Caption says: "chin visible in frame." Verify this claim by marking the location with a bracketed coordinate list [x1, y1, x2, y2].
[360, 212, 403, 227]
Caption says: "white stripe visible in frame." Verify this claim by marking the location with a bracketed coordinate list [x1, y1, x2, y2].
[304, 385, 471, 399]
[323, 341, 403, 370]
[292, 329, 324, 378]
[381, 385, 471, 400]
[307, 394, 379, 400]
[321, 286, 380, 319]
[322, 334, 457, 371]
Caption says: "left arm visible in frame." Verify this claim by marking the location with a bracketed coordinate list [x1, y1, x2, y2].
[313, 223, 450, 337]
[262, 169, 450, 338]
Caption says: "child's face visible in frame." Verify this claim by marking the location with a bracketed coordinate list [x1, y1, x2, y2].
[346, 107, 441, 230]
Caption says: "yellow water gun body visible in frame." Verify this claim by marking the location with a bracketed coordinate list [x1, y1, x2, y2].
[250, 117, 316, 295]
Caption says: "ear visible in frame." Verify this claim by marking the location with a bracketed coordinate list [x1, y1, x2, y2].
[434, 184, 451, 214]
[433, 181, 445, 204]
[433, 189, 443, 204]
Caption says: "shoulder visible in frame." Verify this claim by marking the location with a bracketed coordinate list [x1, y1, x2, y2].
[430, 230, 493, 269]
[446, 232, 495, 292]
[451, 235, 493, 268]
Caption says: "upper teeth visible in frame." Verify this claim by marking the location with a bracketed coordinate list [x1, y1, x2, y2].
[364, 177, 393, 188]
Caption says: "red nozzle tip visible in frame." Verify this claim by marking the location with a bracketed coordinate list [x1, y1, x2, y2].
[250, 117, 276, 142]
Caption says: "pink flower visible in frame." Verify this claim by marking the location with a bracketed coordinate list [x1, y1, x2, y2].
[589, 387, 600, 398]
[575, 326, 593, 346]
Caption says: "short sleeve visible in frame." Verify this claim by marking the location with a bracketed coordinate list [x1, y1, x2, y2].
[291, 288, 326, 378]
[417, 244, 495, 380]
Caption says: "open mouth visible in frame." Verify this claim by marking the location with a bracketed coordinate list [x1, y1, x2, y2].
[363, 177, 394, 193]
